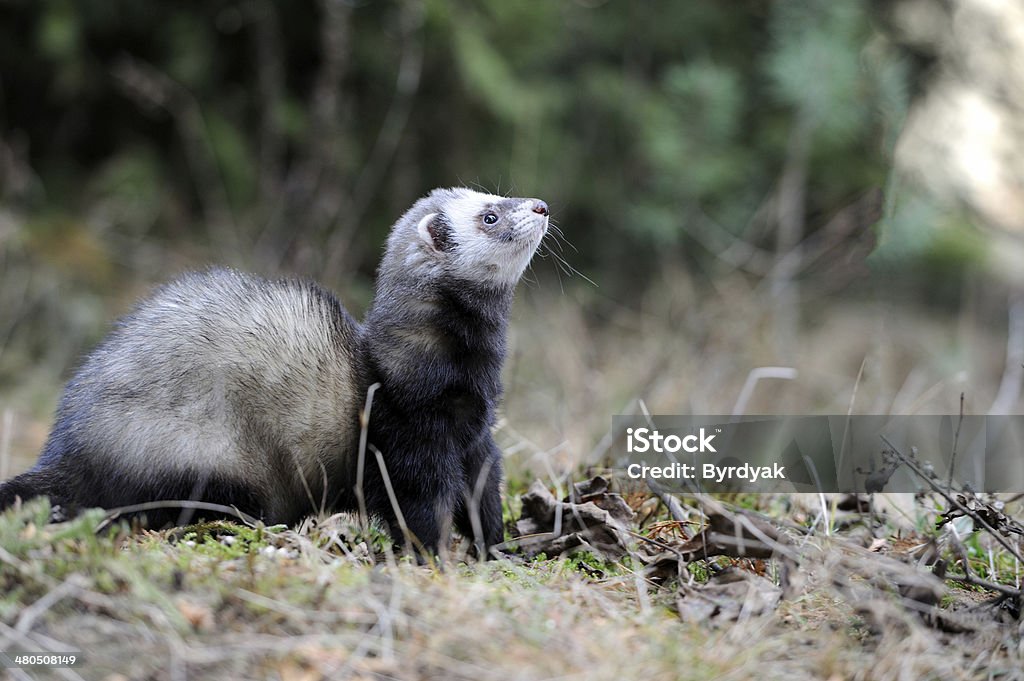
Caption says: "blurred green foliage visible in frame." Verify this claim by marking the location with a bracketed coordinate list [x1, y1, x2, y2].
[0, 0, 908, 277]
[0, 0, 943, 401]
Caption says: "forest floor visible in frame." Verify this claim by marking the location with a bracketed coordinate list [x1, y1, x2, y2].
[2, 281, 1024, 680]
[1, 483, 1022, 681]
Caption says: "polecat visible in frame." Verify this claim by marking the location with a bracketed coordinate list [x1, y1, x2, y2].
[0, 187, 550, 555]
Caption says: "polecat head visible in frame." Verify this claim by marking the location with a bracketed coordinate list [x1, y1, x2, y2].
[383, 187, 550, 289]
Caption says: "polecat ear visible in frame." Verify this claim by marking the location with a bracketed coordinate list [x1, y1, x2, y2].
[417, 213, 440, 252]
[416, 212, 453, 253]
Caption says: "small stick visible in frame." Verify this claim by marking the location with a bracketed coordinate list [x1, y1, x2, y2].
[939, 523, 1019, 602]
[648, 485, 687, 524]
[464, 456, 495, 559]
[622, 527, 686, 559]
[355, 382, 381, 533]
[95, 500, 260, 533]
[370, 444, 429, 561]
[947, 392, 964, 491]
[881, 434, 1024, 564]
[945, 574, 1021, 599]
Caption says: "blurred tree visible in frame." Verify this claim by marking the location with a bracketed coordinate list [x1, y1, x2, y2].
[0, 0, 908, 278]
[0, 0, 919, 392]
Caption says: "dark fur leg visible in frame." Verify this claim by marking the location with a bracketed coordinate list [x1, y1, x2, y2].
[399, 492, 450, 558]
[455, 437, 505, 558]
[364, 459, 454, 558]
[371, 489, 451, 559]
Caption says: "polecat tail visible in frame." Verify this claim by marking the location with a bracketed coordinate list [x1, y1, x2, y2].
[0, 468, 57, 510]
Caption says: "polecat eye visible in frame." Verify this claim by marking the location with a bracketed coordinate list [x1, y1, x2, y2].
[482, 212, 498, 225]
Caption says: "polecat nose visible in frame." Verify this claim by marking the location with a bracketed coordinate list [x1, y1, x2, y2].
[532, 200, 549, 216]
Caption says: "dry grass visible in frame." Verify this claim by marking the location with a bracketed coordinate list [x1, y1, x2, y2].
[2, 272, 1023, 680]
[2, 495, 1021, 681]
[501, 268, 1019, 485]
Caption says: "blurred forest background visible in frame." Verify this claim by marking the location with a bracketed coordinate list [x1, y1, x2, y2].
[2, 0, 1024, 481]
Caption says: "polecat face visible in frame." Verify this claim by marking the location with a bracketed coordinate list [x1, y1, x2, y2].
[415, 188, 550, 287]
